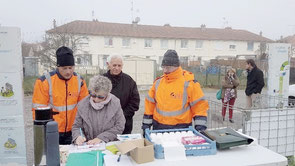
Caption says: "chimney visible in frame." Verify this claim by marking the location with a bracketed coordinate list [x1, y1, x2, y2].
[53, 19, 56, 28]
[201, 24, 206, 31]
[259, 31, 262, 36]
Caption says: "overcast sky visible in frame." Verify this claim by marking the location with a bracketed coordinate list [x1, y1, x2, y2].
[1, 0, 295, 42]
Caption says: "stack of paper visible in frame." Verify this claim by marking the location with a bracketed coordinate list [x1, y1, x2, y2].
[69, 142, 106, 153]
[117, 134, 142, 141]
[162, 141, 187, 161]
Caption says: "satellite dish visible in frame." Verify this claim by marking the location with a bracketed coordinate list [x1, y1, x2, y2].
[134, 17, 140, 23]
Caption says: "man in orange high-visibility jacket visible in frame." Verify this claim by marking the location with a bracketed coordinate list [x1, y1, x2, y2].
[142, 50, 209, 133]
[32, 46, 89, 145]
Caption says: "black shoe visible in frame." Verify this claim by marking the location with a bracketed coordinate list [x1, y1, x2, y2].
[222, 117, 225, 121]
[229, 119, 234, 123]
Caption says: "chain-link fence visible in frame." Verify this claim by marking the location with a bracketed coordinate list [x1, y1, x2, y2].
[243, 107, 295, 156]
[206, 94, 295, 157]
[206, 100, 244, 130]
[156, 58, 269, 89]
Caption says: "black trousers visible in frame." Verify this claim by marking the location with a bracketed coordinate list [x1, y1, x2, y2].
[122, 117, 133, 134]
[59, 131, 72, 145]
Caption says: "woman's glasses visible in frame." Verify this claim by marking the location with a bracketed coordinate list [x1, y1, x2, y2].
[90, 93, 106, 99]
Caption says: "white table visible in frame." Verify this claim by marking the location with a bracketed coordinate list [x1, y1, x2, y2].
[103, 142, 287, 166]
[129, 144, 287, 166]
[63, 140, 288, 166]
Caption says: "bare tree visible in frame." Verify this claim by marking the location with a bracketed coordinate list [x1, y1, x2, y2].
[37, 28, 89, 71]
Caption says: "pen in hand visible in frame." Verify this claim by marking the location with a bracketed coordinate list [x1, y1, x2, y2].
[117, 153, 121, 162]
[80, 128, 85, 138]
[76, 128, 86, 145]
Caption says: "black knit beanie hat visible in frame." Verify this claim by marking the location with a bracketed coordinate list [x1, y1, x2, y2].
[161, 49, 180, 67]
[56, 46, 75, 67]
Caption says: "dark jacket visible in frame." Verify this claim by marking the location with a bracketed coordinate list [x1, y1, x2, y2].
[245, 67, 265, 96]
[103, 71, 140, 134]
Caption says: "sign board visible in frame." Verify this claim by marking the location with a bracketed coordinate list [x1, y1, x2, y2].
[267, 43, 291, 107]
[0, 27, 27, 165]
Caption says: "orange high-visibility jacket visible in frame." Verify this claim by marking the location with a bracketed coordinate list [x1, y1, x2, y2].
[143, 67, 209, 130]
[32, 70, 89, 133]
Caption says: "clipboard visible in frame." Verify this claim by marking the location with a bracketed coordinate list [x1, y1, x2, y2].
[202, 128, 254, 150]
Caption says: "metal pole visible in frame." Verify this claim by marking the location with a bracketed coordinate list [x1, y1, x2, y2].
[205, 66, 208, 86]
[218, 66, 221, 88]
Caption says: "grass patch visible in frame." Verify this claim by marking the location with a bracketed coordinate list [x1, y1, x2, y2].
[288, 156, 295, 166]
[23, 76, 38, 96]
[0, 91, 14, 97]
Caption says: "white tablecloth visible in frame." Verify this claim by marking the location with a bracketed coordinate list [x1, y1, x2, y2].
[129, 144, 287, 166]
[62, 141, 288, 166]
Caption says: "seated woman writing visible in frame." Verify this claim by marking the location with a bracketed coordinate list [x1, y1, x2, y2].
[72, 75, 125, 145]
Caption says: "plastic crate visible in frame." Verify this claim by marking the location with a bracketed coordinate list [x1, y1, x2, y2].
[145, 126, 217, 159]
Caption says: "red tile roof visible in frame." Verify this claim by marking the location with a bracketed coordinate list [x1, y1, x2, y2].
[280, 35, 295, 46]
[47, 20, 272, 42]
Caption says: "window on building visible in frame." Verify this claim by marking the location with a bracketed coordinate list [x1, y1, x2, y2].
[104, 37, 113, 46]
[229, 44, 236, 50]
[76, 54, 92, 66]
[79, 37, 89, 47]
[247, 42, 254, 51]
[196, 40, 203, 49]
[161, 39, 168, 49]
[181, 40, 188, 48]
[122, 38, 130, 47]
[144, 39, 152, 48]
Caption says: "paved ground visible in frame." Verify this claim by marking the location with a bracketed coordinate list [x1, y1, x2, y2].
[23, 88, 249, 165]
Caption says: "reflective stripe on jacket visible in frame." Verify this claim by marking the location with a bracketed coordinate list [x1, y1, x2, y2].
[143, 67, 209, 130]
[32, 70, 89, 132]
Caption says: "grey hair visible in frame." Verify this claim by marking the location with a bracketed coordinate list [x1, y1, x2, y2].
[89, 75, 112, 94]
[107, 55, 124, 63]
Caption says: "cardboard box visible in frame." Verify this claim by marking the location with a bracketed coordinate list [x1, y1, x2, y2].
[116, 138, 154, 164]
